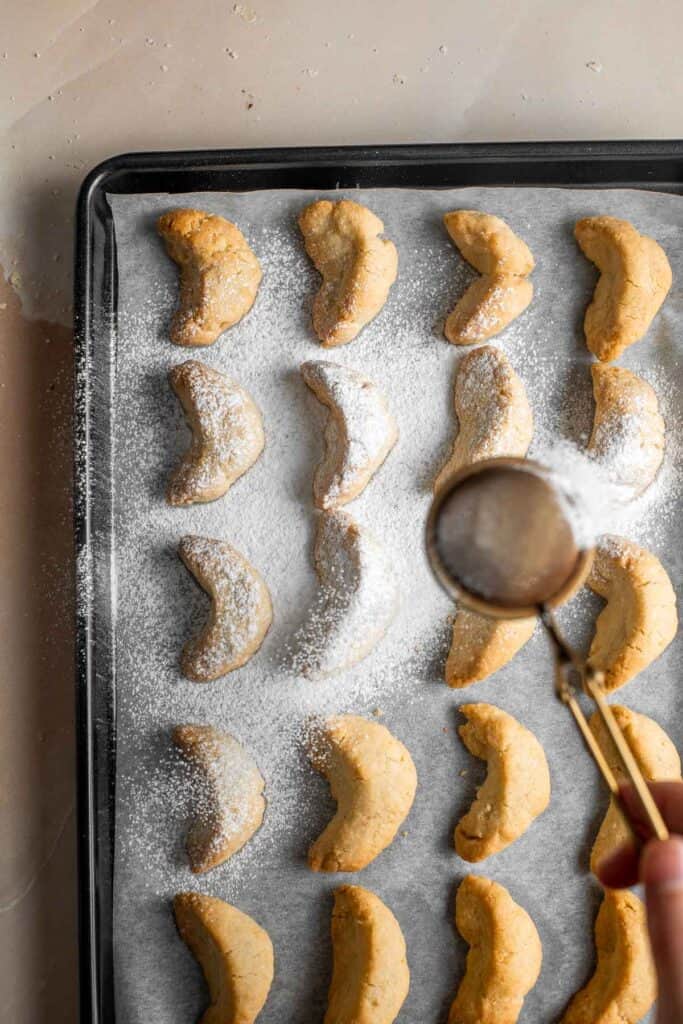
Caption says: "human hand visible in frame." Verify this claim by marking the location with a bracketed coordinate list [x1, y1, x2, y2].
[596, 781, 683, 1024]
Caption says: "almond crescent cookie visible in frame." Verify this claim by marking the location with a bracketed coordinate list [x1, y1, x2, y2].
[560, 889, 656, 1024]
[589, 706, 680, 875]
[325, 885, 410, 1024]
[158, 208, 262, 347]
[454, 703, 550, 861]
[294, 510, 399, 678]
[434, 345, 533, 495]
[445, 611, 536, 688]
[173, 724, 266, 873]
[308, 715, 417, 872]
[587, 535, 678, 691]
[588, 364, 665, 498]
[449, 875, 542, 1024]
[179, 535, 273, 682]
[174, 892, 274, 1024]
[167, 360, 265, 506]
[436, 345, 534, 684]
[443, 211, 534, 346]
[298, 199, 398, 347]
[575, 215, 671, 362]
[301, 360, 398, 509]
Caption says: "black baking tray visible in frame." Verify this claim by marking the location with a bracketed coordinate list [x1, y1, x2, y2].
[74, 140, 683, 1023]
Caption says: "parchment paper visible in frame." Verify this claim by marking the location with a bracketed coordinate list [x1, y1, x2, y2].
[109, 186, 683, 1024]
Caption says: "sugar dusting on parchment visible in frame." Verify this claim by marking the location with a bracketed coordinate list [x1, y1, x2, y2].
[108, 188, 681, 1024]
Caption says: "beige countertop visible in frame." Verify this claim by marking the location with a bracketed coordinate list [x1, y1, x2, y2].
[1, 1, 682, 1020]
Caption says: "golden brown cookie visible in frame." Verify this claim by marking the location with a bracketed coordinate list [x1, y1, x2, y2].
[443, 211, 534, 346]
[560, 889, 656, 1024]
[325, 885, 409, 1024]
[298, 199, 398, 346]
[174, 892, 274, 1024]
[449, 875, 542, 1024]
[179, 535, 273, 682]
[167, 360, 265, 506]
[308, 715, 417, 872]
[587, 535, 678, 691]
[301, 360, 398, 509]
[454, 703, 550, 861]
[173, 724, 266, 873]
[575, 215, 671, 362]
[589, 706, 680, 874]
[158, 208, 262, 346]
[294, 510, 399, 678]
[445, 611, 536, 688]
[434, 344, 533, 493]
[588, 364, 664, 497]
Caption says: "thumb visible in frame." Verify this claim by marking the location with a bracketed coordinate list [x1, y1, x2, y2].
[641, 837, 683, 1024]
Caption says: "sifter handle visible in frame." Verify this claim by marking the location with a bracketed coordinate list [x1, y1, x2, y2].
[583, 669, 669, 843]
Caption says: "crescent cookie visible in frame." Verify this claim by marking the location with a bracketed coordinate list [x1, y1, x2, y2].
[179, 535, 273, 682]
[174, 892, 274, 1024]
[167, 360, 265, 506]
[560, 889, 656, 1024]
[325, 885, 409, 1024]
[434, 345, 533, 495]
[173, 724, 266, 873]
[454, 703, 550, 861]
[449, 875, 542, 1024]
[575, 215, 671, 362]
[587, 535, 678, 691]
[298, 199, 398, 347]
[293, 509, 399, 678]
[445, 610, 536, 688]
[588, 364, 664, 497]
[588, 706, 680, 874]
[301, 360, 398, 509]
[158, 208, 262, 346]
[308, 715, 417, 873]
[443, 211, 534, 346]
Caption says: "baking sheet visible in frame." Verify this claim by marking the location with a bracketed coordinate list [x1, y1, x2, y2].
[109, 186, 683, 1023]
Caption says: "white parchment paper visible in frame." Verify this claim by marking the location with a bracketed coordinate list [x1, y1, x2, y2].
[109, 186, 683, 1024]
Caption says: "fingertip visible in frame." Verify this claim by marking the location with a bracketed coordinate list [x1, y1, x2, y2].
[641, 836, 683, 888]
[595, 842, 640, 889]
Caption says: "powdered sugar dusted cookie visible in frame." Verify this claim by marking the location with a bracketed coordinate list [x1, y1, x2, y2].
[174, 892, 274, 1024]
[445, 611, 536, 688]
[589, 706, 680, 875]
[294, 510, 399, 678]
[158, 208, 262, 346]
[575, 215, 671, 362]
[173, 724, 266, 873]
[434, 345, 533, 495]
[449, 875, 542, 1024]
[325, 885, 409, 1024]
[560, 889, 655, 1024]
[587, 535, 678, 691]
[168, 360, 265, 506]
[443, 211, 534, 346]
[308, 715, 417, 872]
[301, 360, 398, 509]
[179, 535, 273, 682]
[299, 199, 398, 347]
[455, 704, 550, 862]
[588, 363, 664, 497]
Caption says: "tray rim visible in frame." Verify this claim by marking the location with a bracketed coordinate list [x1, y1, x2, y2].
[74, 138, 683, 1024]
